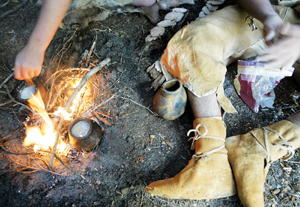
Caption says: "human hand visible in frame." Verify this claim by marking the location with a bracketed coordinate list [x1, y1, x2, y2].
[257, 23, 300, 70]
[14, 43, 45, 80]
[261, 14, 283, 43]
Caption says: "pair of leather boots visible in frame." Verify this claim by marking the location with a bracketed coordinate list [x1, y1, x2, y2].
[145, 4, 300, 207]
[146, 117, 300, 206]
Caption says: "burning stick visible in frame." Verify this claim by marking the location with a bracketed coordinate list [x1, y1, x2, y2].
[49, 58, 111, 168]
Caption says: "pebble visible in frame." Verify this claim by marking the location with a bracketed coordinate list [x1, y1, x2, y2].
[106, 41, 113, 48]
[272, 189, 281, 195]
[293, 184, 300, 191]
[121, 187, 129, 196]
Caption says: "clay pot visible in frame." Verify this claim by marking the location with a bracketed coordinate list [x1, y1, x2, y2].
[68, 118, 103, 152]
[15, 80, 49, 105]
[153, 79, 187, 120]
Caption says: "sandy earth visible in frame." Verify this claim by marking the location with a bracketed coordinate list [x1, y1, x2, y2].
[1, 0, 300, 206]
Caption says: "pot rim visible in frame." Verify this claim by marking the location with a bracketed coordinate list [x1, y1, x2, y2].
[162, 78, 182, 94]
[68, 118, 93, 140]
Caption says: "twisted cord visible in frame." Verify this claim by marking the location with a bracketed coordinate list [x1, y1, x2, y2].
[187, 123, 224, 150]
[187, 123, 225, 160]
[263, 127, 295, 161]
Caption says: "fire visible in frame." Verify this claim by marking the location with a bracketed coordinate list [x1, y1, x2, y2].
[23, 79, 86, 153]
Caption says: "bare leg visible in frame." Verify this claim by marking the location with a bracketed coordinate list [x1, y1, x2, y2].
[288, 112, 300, 127]
[188, 90, 221, 119]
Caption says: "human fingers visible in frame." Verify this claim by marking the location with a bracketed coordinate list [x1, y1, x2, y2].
[20, 66, 33, 80]
[257, 47, 295, 70]
[264, 29, 276, 42]
[261, 55, 293, 70]
[34, 68, 40, 78]
[14, 64, 22, 80]
[279, 23, 300, 37]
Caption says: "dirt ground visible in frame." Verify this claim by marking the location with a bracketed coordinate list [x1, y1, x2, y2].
[1, 1, 300, 207]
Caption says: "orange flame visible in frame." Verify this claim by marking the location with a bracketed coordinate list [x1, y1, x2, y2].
[23, 87, 66, 152]
[23, 79, 86, 152]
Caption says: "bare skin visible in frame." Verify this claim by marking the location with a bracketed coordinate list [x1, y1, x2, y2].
[239, 0, 300, 70]
[14, 0, 71, 80]
[288, 112, 300, 128]
[14, 0, 157, 80]
[187, 91, 221, 119]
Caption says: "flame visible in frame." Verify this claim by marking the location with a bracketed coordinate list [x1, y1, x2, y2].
[23, 88, 64, 152]
[53, 79, 86, 120]
[23, 79, 86, 152]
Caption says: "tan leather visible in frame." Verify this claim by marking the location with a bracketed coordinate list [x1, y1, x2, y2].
[225, 120, 300, 207]
[160, 5, 300, 113]
[160, 5, 265, 113]
[145, 118, 236, 199]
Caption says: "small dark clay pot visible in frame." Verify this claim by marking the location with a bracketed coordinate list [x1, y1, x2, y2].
[68, 118, 103, 152]
[153, 79, 187, 120]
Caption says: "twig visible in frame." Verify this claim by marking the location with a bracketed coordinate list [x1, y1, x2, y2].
[0, 127, 24, 141]
[0, 0, 11, 8]
[95, 68, 126, 102]
[82, 95, 115, 116]
[30, 156, 52, 171]
[0, 0, 28, 20]
[140, 192, 144, 207]
[153, 164, 161, 170]
[73, 92, 85, 119]
[54, 29, 78, 70]
[11, 108, 23, 127]
[116, 95, 158, 116]
[106, 68, 126, 91]
[96, 111, 109, 118]
[65, 2, 92, 16]
[45, 68, 89, 85]
[54, 153, 85, 179]
[92, 111, 111, 126]
[6, 155, 67, 176]
[0, 72, 13, 90]
[0, 100, 12, 107]
[49, 58, 111, 168]
[86, 41, 96, 67]
[46, 79, 69, 111]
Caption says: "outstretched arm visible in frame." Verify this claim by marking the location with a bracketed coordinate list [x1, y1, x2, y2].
[14, 0, 71, 80]
[238, 0, 300, 70]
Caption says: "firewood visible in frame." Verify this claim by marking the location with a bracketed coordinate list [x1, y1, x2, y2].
[49, 58, 111, 168]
